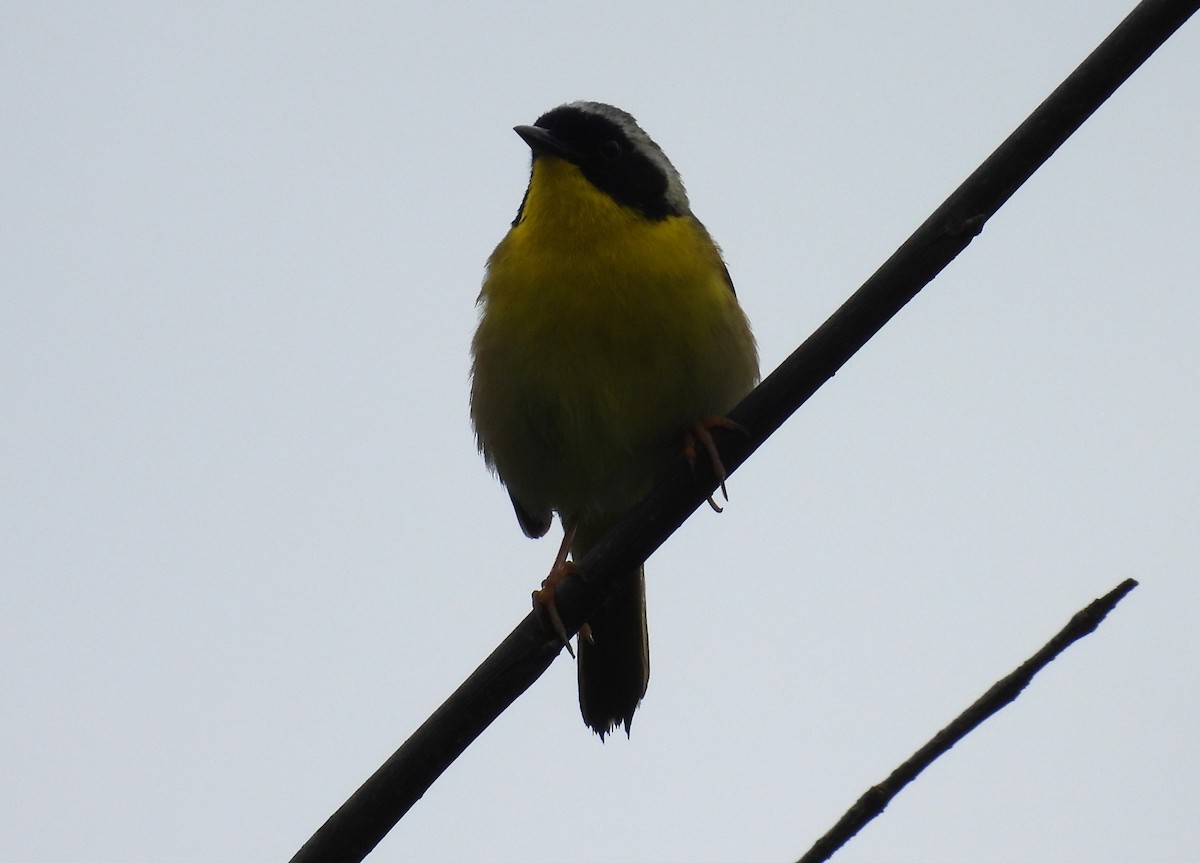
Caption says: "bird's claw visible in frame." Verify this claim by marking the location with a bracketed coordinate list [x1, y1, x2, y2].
[683, 415, 746, 512]
[532, 563, 577, 657]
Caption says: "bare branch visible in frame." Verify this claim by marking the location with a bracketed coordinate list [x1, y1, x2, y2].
[796, 578, 1140, 863]
[289, 0, 1195, 858]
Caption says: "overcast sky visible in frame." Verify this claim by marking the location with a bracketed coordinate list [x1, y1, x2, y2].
[3, 2, 1198, 861]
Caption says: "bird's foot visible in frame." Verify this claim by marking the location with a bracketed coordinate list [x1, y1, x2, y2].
[683, 415, 746, 513]
[532, 562, 577, 657]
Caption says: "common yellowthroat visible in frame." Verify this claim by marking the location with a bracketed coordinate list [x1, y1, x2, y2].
[470, 102, 759, 738]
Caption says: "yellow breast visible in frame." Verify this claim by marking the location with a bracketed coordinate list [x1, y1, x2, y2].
[470, 157, 758, 526]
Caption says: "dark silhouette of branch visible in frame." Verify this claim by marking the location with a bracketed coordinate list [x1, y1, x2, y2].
[795, 578, 1140, 863]
[289, 0, 1195, 859]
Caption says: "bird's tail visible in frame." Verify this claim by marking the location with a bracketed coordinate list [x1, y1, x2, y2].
[577, 566, 650, 739]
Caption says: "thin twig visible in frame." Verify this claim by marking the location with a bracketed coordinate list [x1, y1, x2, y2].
[289, 0, 1195, 858]
[796, 578, 1139, 863]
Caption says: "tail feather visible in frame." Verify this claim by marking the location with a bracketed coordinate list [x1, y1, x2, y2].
[577, 567, 650, 738]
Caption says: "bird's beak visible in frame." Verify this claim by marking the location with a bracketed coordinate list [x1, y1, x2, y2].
[514, 124, 582, 161]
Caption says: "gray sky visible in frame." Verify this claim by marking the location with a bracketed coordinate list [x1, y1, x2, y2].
[3, 2, 1197, 861]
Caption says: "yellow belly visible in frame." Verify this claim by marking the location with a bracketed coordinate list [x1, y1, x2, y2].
[470, 159, 758, 529]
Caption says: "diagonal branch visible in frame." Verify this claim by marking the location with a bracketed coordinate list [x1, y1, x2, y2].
[289, 1, 1196, 860]
[795, 578, 1140, 863]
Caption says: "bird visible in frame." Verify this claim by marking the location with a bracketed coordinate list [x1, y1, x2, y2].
[470, 101, 759, 738]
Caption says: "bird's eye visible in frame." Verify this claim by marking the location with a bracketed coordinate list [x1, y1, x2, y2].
[598, 139, 622, 160]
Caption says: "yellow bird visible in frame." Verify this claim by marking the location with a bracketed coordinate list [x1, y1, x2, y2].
[470, 102, 759, 738]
